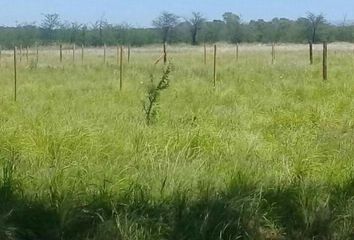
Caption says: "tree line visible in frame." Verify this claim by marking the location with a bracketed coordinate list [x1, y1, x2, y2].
[0, 11, 353, 48]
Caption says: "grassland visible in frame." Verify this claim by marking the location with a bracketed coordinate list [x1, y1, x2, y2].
[0, 43, 354, 239]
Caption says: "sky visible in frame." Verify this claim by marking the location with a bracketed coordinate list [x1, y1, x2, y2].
[0, 0, 354, 27]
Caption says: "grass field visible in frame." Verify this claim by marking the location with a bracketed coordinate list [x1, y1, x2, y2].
[0, 43, 354, 239]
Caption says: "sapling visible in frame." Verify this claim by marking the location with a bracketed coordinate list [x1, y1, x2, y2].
[143, 63, 172, 125]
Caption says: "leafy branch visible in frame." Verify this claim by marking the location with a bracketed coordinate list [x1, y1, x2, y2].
[143, 63, 172, 125]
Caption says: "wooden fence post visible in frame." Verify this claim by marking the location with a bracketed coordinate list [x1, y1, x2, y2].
[213, 44, 217, 87]
[26, 46, 29, 64]
[19, 45, 22, 62]
[81, 44, 84, 64]
[14, 47, 17, 101]
[309, 41, 313, 65]
[323, 42, 328, 81]
[204, 43, 207, 64]
[36, 44, 39, 65]
[272, 43, 275, 64]
[117, 45, 120, 65]
[236, 43, 239, 62]
[0, 45, 2, 67]
[163, 42, 167, 64]
[120, 46, 123, 90]
[73, 44, 76, 63]
[104, 44, 106, 64]
[128, 45, 131, 63]
[60, 44, 63, 63]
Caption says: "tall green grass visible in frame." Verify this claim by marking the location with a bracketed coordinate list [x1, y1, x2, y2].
[0, 44, 353, 239]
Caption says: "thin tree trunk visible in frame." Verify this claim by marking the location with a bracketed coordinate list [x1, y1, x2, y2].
[312, 28, 316, 44]
[192, 28, 197, 45]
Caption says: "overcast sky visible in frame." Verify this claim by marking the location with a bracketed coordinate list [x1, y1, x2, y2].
[0, 0, 353, 27]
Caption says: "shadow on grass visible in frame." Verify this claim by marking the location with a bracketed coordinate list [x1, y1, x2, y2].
[1, 171, 354, 240]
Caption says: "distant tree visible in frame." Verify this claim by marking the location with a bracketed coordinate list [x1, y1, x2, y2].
[200, 20, 225, 43]
[336, 15, 354, 42]
[41, 13, 60, 42]
[171, 22, 190, 43]
[14, 23, 39, 46]
[293, 17, 310, 42]
[187, 12, 206, 45]
[1, 11, 353, 47]
[306, 12, 326, 43]
[41, 13, 60, 30]
[153, 12, 179, 43]
[223, 12, 241, 25]
[92, 17, 108, 46]
[222, 12, 242, 43]
[98, 18, 106, 45]
[69, 22, 82, 43]
[271, 18, 296, 42]
[80, 24, 88, 45]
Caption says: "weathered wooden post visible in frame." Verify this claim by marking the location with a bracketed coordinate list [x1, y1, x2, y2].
[236, 43, 239, 62]
[60, 44, 63, 63]
[323, 42, 328, 81]
[19, 45, 22, 62]
[163, 42, 167, 64]
[117, 45, 120, 65]
[0, 45, 2, 67]
[128, 45, 131, 63]
[204, 43, 207, 65]
[14, 47, 17, 101]
[213, 44, 217, 87]
[271, 43, 275, 64]
[309, 41, 313, 65]
[104, 44, 106, 64]
[36, 44, 39, 65]
[120, 46, 123, 90]
[26, 46, 29, 64]
[72, 44, 76, 63]
[81, 44, 84, 64]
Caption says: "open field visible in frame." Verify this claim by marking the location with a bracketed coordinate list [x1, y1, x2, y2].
[1, 43, 354, 239]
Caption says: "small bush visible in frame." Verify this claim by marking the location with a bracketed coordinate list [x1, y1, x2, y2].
[143, 63, 172, 125]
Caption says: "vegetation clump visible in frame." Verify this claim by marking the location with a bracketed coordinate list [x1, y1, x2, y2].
[143, 63, 172, 125]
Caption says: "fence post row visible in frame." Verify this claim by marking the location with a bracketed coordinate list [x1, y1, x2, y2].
[4, 42, 332, 96]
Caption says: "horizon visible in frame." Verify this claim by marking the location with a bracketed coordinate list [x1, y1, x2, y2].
[0, 0, 354, 27]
